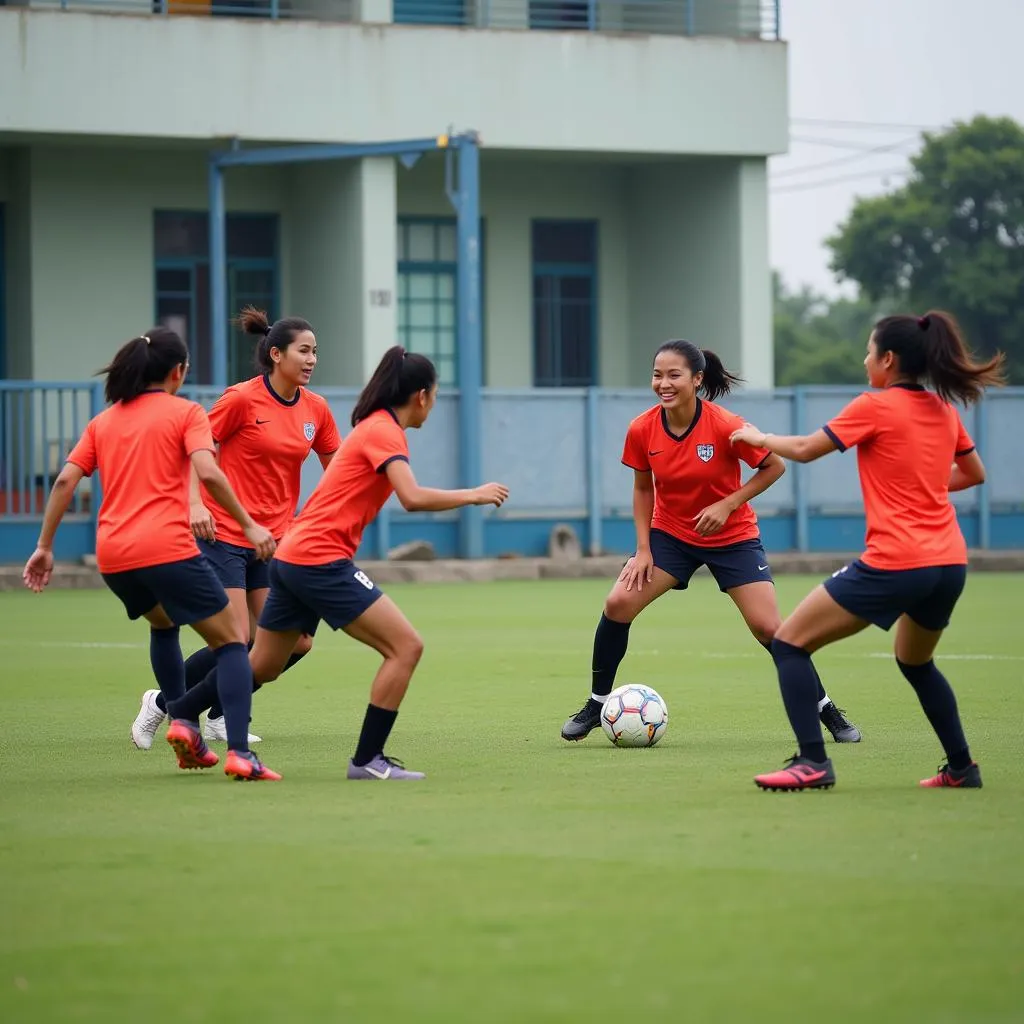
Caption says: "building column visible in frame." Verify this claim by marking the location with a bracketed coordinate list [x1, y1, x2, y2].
[625, 157, 773, 390]
[288, 156, 396, 386]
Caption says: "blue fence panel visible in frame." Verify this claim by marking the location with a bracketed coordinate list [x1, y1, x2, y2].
[3, 381, 1024, 562]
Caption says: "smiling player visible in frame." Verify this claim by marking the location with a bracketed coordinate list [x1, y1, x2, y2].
[560, 340, 860, 745]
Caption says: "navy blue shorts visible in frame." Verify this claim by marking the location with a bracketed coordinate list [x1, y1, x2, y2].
[823, 559, 967, 631]
[102, 556, 229, 625]
[649, 529, 774, 592]
[197, 537, 271, 592]
[258, 558, 384, 636]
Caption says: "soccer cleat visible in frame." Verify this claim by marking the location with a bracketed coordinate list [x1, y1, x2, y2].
[560, 700, 603, 742]
[820, 702, 862, 743]
[347, 754, 425, 781]
[165, 719, 220, 770]
[224, 749, 281, 782]
[755, 754, 836, 792]
[131, 689, 166, 750]
[919, 762, 982, 789]
[203, 715, 262, 745]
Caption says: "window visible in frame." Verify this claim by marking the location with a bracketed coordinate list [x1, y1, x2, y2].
[393, 0, 465, 24]
[529, 0, 592, 30]
[532, 220, 597, 387]
[154, 211, 279, 385]
[397, 218, 459, 387]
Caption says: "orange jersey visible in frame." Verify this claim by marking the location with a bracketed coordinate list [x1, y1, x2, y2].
[622, 401, 772, 547]
[67, 391, 214, 574]
[201, 376, 341, 546]
[823, 384, 974, 570]
[275, 408, 408, 565]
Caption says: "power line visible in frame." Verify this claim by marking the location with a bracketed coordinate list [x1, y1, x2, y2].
[788, 134, 920, 152]
[773, 136, 918, 179]
[790, 116, 946, 132]
[771, 167, 910, 195]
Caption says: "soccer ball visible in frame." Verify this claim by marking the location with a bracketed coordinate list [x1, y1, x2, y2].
[600, 684, 669, 748]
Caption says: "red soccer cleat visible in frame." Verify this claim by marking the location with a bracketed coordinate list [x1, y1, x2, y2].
[919, 762, 982, 788]
[224, 749, 282, 782]
[166, 719, 219, 770]
[755, 755, 835, 792]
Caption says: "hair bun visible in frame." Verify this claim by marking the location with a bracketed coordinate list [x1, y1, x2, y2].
[917, 315, 931, 330]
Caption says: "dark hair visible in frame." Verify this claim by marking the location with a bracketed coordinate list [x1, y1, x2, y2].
[235, 306, 314, 373]
[655, 340, 743, 402]
[351, 346, 437, 427]
[872, 311, 1005, 405]
[99, 327, 189, 404]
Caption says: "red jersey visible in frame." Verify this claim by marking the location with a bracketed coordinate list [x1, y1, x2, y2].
[823, 384, 974, 570]
[275, 408, 408, 565]
[201, 376, 340, 546]
[67, 391, 214, 574]
[621, 401, 772, 547]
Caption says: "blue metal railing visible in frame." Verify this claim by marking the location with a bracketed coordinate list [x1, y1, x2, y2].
[35, 0, 782, 40]
[2, 381, 1022, 564]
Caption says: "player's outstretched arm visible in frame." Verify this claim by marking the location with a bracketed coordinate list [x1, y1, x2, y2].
[386, 459, 508, 512]
[190, 449, 276, 561]
[729, 425, 837, 464]
[24, 463, 86, 592]
[949, 449, 986, 492]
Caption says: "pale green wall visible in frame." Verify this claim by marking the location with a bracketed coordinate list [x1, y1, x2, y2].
[626, 158, 772, 389]
[397, 154, 629, 387]
[1, 10, 787, 158]
[24, 145, 288, 381]
[2, 148, 33, 379]
[288, 157, 397, 387]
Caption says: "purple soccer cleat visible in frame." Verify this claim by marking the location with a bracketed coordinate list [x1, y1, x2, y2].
[346, 754, 425, 781]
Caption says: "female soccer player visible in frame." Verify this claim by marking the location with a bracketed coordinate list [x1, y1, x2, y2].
[559, 339, 860, 744]
[730, 312, 1003, 791]
[167, 345, 510, 781]
[130, 307, 340, 750]
[23, 328, 281, 781]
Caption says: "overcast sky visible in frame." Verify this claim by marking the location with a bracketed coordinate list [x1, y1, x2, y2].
[771, 0, 1024, 296]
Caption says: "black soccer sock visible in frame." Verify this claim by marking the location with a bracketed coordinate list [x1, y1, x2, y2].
[213, 643, 254, 753]
[206, 641, 258, 721]
[896, 659, 972, 770]
[770, 639, 827, 763]
[166, 666, 219, 723]
[352, 704, 399, 767]
[150, 627, 185, 707]
[590, 615, 631, 707]
[283, 649, 308, 674]
[759, 639, 828, 704]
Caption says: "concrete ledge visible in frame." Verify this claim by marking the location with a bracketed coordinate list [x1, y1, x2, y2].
[2, 549, 1023, 591]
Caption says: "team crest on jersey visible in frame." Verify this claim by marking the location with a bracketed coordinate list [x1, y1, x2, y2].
[303, 422, 315, 442]
[696, 444, 714, 463]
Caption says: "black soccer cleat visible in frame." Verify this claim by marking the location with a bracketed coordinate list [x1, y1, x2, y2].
[820, 701, 862, 743]
[561, 700, 603, 742]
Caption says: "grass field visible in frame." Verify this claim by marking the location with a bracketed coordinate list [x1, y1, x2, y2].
[1, 574, 1022, 1023]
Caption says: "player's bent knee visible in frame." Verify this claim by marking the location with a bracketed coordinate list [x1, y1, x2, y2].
[294, 634, 314, 657]
[749, 622, 778, 646]
[604, 592, 637, 623]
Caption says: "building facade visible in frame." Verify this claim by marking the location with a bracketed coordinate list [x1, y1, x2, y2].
[0, 1, 786, 389]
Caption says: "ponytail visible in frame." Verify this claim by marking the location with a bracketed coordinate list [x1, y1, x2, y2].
[873, 311, 1005, 405]
[351, 346, 437, 426]
[655, 340, 743, 402]
[100, 327, 189, 404]
[234, 305, 313, 373]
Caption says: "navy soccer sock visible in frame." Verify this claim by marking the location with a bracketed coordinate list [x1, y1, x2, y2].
[896, 659, 972, 770]
[770, 639, 827, 763]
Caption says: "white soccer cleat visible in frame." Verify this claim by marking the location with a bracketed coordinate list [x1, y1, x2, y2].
[202, 715, 262, 745]
[132, 689, 166, 750]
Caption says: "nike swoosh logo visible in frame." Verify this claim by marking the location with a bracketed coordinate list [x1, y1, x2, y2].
[648, 450, 663, 456]
[364, 764, 392, 779]
[758, 565, 768, 571]
[256, 418, 270, 425]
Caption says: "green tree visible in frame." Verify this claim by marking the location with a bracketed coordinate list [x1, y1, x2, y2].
[828, 115, 1024, 381]
[772, 273, 879, 386]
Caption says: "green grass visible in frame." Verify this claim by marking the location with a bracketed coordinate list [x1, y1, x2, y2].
[1, 575, 1022, 1023]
